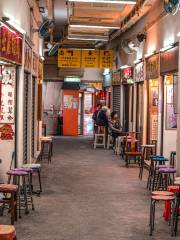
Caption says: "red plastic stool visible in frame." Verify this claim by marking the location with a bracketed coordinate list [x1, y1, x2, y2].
[0, 225, 16, 240]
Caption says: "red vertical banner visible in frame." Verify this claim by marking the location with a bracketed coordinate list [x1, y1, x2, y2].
[0, 65, 2, 108]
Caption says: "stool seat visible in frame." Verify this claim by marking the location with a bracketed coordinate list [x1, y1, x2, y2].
[40, 136, 52, 142]
[155, 165, 174, 170]
[158, 167, 176, 173]
[7, 170, 28, 176]
[0, 184, 18, 193]
[152, 195, 176, 201]
[22, 163, 41, 169]
[0, 225, 16, 239]
[141, 145, 155, 148]
[152, 191, 174, 196]
[13, 167, 33, 173]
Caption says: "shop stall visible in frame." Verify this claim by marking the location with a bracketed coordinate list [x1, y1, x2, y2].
[0, 22, 22, 177]
[121, 67, 134, 132]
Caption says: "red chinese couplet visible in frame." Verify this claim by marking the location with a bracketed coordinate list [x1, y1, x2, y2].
[0, 25, 22, 64]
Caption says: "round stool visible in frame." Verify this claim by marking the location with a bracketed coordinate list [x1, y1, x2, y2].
[0, 225, 16, 240]
[40, 137, 53, 163]
[7, 170, 29, 218]
[0, 184, 18, 225]
[22, 164, 42, 195]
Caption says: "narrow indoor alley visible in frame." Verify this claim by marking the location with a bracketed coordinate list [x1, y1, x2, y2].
[3, 137, 174, 240]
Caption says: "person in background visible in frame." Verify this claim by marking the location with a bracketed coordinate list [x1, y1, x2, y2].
[92, 104, 102, 133]
[96, 106, 109, 133]
[57, 110, 63, 135]
[109, 111, 122, 146]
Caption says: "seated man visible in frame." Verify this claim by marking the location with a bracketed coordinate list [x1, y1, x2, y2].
[109, 111, 122, 146]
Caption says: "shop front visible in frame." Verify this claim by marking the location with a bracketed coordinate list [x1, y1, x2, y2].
[121, 67, 134, 132]
[160, 45, 178, 158]
[0, 22, 23, 179]
[146, 54, 160, 150]
[135, 61, 144, 142]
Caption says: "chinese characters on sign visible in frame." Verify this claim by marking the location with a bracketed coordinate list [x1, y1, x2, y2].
[32, 53, 38, 76]
[58, 49, 113, 69]
[99, 50, 113, 69]
[135, 62, 144, 82]
[58, 49, 81, 68]
[112, 71, 120, 85]
[0, 66, 15, 124]
[0, 25, 22, 64]
[38, 60, 43, 84]
[146, 54, 159, 80]
[81, 50, 99, 68]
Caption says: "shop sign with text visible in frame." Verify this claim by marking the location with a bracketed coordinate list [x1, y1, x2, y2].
[135, 62, 144, 82]
[122, 67, 134, 84]
[32, 53, 38, 76]
[146, 54, 159, 80]
[99, 50, 113, 69]
[0, 25, 22, 65]
[58, 49, 81, 68]
[112, 71, 121, 85]
[81, 50, 99, 68]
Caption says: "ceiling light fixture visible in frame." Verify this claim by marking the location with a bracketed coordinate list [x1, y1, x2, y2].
[68, 37, 108, 41]
[68, 0, 136, 4]
[69, 24, 120, 29]
[120, 65, 131, 69]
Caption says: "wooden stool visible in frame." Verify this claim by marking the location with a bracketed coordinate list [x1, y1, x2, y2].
[93, 127, 106, 149]
[0, 225, 16, 240]
[149, 194, 176, 236]
[40, 137, 53, 163]
[0, 184, 18, 225]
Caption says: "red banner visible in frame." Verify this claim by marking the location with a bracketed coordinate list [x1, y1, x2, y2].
[0, 25, 22, 65]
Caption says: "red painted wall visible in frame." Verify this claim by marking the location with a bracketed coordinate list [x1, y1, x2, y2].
[63, 90, 79, 136]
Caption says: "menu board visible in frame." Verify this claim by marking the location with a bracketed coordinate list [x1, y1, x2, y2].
[0, 66, 15, 123]
[58, 49, 81, 68]
[99, 50, 113, 69]
[166, 84, 177, 129]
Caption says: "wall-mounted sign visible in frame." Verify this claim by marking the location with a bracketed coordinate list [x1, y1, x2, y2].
[0, 25, 22, 65]
[146, 54, 159, 80]
[81, 50, 99, 68]
[122, 67, 134, 84]
[0, 66, 15, 124]
[24, 42, 32, 72]
[112, 71, 120, 85]
[38, 59, 43, 84]
[64, 77, 80, 82]
[160, 46, 179, 75]
[99, 50, 113, 69]
[58, 49, 81, 68]
[103, 73, 112, 87]
[135, 62, 144, 82]
[32, 53, 38, 76]
[58, 48, 113, 69]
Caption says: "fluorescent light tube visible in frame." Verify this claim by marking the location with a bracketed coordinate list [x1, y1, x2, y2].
[68, 0, 136, 4]
[69, 24, 120, 29]
[160, 44, 174, 52]
[68, 37, 108, 41]
[120, 65, 131, 69]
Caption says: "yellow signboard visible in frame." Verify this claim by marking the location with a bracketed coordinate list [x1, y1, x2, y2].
[99, 50, 113, 69]
[58, 48, 81, 68]
[81, 50, 99, 68]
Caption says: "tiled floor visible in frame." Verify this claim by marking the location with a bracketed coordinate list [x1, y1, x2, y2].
[1, 137, 178, 239]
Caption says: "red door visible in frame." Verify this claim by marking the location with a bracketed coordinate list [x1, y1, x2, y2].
[63, 90, 79, 136]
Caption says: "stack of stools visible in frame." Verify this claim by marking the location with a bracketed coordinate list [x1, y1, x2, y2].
[0, 184, 18, 225]
[40, 136, 53, 163]
[6, 169, 34, 218]
[0, 225, 16, 240]
[149, 190, 176, 236]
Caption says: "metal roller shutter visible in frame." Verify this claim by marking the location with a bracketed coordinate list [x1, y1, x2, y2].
[31, 77, 36, 158]
[113, 86, 121, 116]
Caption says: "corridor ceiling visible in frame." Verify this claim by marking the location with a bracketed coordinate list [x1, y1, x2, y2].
[37, 0, 156, 49]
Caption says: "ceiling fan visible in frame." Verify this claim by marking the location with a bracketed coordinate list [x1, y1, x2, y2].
[164, 0, 180, 15]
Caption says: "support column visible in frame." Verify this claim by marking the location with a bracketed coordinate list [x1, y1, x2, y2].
[176, 43, 180, 175]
